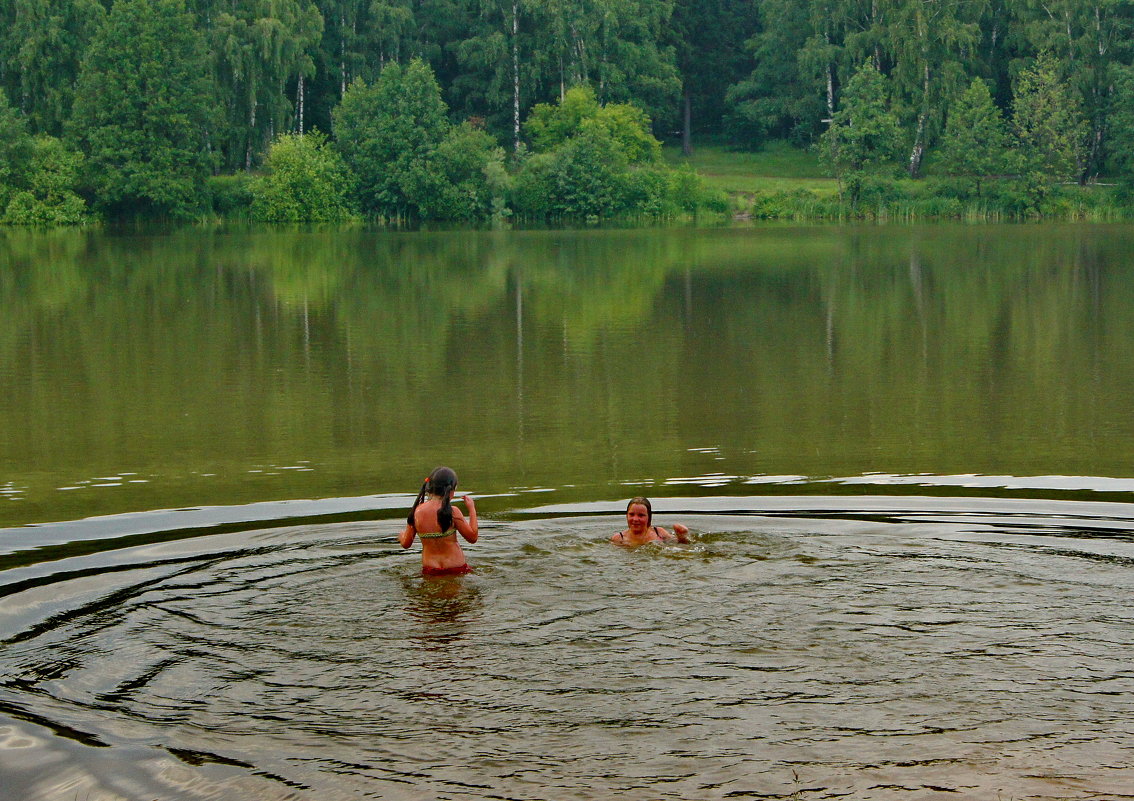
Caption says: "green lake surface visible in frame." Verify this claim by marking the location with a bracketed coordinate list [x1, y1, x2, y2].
[1, 223, 1133, 800]
[3, 223, 1134, 527]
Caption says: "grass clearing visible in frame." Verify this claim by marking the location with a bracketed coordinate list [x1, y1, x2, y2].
[661, 138, 1131, 220]
[664, 140, 839, 197]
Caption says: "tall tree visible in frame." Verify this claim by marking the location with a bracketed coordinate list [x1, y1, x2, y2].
[938, 77, 1011, 196]
[0, 0, 105, 135]
[1010, 52, 1088, 183]
[332, 58, 451, 217]
[317, 0, 375, 95]
[0, 88, 34, 203]
[70, 0, 216, 219]
[451, 0, 548, 152]
[525, 0, 681, 126]
[728, 0, 827, 148]
[1012, 0, 1134, 180]
[820, 59, 902, 205]
[1103, 63, 1134, 181]
[367, 0, 416, 64]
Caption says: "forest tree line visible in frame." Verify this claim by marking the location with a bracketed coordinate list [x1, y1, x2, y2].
[2, 0, 1134, 224]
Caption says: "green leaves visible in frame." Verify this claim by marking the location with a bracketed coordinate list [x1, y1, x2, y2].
[250, 132, 353, 222]
[525, 85, 661, 164]
[332, 59, 506, 222]
[512, 86, 706, 219]
[818, 60, 903, 209]
[3, 135, 89, 226]
[209, 0, 323, 171]
[820, 60, 902, 175]
[938, 78, 1010, 197]
[0, 90, 87, 225]
[70, 0, 215, 220]
[2, 0, 104, 135]
[1011, 53, 1088, 184]
[333, 59, 448, 218]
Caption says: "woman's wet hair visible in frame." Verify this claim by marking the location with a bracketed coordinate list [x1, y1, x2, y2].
[626, 496, 652, 524]
[407, 466, 459, 531]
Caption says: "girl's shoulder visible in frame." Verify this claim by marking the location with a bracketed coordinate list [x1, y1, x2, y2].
[413, 499, 439, 522]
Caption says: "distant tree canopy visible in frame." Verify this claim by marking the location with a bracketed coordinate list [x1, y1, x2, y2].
[69, 0, 215, 220]
[525, 86, 662, 164]
[512, 84, 709, 220]
[4, 0, 1134, 223]
[332, 58, 506, 222]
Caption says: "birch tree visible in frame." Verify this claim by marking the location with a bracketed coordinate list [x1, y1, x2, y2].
[1013, 0, 1134, 180]
[210, 0, 324, 170]
[451, 0, 532, 151]
[526, 0, 680, 124]
[879, 0, 983, 177]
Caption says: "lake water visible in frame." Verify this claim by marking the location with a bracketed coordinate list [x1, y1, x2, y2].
[1, 224, 1133, 800]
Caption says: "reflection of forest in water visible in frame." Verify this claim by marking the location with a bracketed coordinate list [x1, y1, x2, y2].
[2, 224, 1133, 525]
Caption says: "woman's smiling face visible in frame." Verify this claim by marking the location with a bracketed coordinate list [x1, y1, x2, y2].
[626, 502, 651, 534]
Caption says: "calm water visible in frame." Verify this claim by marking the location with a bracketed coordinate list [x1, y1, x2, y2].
[2, 224, 1134, 799]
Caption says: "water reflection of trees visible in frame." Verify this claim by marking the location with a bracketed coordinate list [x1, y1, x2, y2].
[3, 225, 1134, 525]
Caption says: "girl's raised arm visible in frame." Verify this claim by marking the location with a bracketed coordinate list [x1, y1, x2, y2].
[454, 496, 478, 543]
[398, 523, 417, 549]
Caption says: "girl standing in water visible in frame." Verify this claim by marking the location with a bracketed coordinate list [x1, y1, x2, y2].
[611, 496, 690, 546]
[400, 466, 478, 575]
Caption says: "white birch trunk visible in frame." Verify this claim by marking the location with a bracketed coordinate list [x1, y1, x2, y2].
[908, 62, 929, 178]
[246, 99, 257, 171]
[297, 74, 305, 134]
[513, 2, 521, 152]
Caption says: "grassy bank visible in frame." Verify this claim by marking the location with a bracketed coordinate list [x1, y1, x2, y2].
[665, 140, 1134, 222]
[664, 140, 837, 196]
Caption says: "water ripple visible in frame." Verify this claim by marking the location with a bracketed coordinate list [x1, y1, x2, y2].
[0, 502, 1132, 799]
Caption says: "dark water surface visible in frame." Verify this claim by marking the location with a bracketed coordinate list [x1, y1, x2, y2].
[2, 224, 1134, 799]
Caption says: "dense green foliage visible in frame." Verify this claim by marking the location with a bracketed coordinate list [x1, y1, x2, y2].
[0, 89, 88, 225]
[332, 59, 508, 221]
[4, 0, 1134, 223]
[513, 86, 710, 219]
[250, 132, 353, 222]
[69, 0, 215, 220]
[819, 61, 903, 207]
[937, 79, 1011, 199]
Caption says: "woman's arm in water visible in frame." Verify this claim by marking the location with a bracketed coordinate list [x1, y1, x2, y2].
[398, 523, 416, 549]
[454, 496, 478, 543]
[655, 524, 691, 544]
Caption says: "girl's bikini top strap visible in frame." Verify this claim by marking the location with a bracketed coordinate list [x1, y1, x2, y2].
[418, 528, 457, 540]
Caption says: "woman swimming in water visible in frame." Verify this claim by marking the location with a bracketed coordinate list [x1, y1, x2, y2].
[400, 466, 478, 575]
[611, 496, 690, 546]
